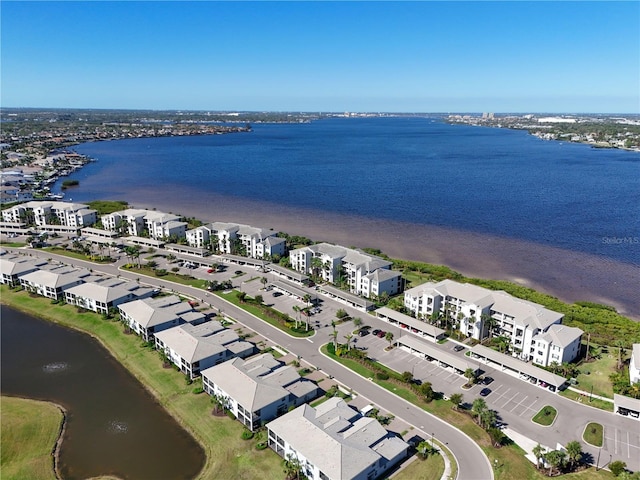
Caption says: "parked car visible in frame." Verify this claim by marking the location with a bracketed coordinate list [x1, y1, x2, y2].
[372, 329, 381, 336]
[272, 291, 283, 297]
[358, 328, 369, 337]
[481, 376, 494, 385]
[480, 388, 491, 397]
[453, 344, 465, 352]
[376, 330, 386, 338]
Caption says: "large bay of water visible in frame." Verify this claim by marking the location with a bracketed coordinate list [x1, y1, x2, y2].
[62, 117, 640, 316]
[67, 117, 639, 265]
[0, 306, 205, 480]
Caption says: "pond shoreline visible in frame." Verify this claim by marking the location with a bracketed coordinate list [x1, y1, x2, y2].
[0, 294, 211, 480]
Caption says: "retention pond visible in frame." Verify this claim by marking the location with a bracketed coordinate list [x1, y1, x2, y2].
[1, 305, 205, 480]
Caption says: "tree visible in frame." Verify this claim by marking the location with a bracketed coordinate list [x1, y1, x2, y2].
[352, 317, 363, 328]
[544, 450, 566, 475]
[471, 398, 487, 423]
[310, 256, 323, 278]
[254, 294, 264, 305]
[565, 440, 582, 471]
[615, 340, 627, 370]
[292, 306, 300, 329]
[260, 276, 268, 289]
[401, 371, 413, 383]
[385, 331, 394, 348]
[610, 460, 627, 477]
[283, 453, 304, 480]
[335, 308, 348, 320]
[532, 443, 545, 470]
[344, 333, 353, 351]
[303, 293, 312, 309]
[479, 409, 497, 429]
[329, 328, 338, 350]
[237, 291, 246, 303]
[419, 381, 435, 402]
[449, 393, 463, 411]
[464, 368, 477, 386]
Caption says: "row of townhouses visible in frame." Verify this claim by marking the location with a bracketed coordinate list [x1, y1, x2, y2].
[289, 242, 403, 300]
[404, 279, 583, 367]
[1, 249, 409, 480]
[201, 353, 409, 480]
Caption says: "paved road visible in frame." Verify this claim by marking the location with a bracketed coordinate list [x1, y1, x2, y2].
[20, 246, 640, 475]
[11, 247, 493, 480]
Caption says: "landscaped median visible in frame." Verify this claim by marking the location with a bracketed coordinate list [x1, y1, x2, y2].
[215, 289, 314, 337]
[0, 286, 283, 480]
[320, 342, 615, 480]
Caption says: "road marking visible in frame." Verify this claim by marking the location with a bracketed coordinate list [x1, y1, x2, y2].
[306, 338, 314, 343]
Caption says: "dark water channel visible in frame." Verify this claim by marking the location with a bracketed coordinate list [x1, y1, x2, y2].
[1, 306, 205, 480]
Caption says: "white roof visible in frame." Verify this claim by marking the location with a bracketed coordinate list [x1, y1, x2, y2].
[118, 295, 193, 328]
[201, 353, 315, 412]
[267, 398, 408, 480]
[536, 324, 583, 348]
[155, 322, 248, 363]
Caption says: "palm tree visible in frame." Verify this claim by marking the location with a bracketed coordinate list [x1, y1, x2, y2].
[532, 443, 545, 470]
[352, 317, 363, 329]
[260, 276, 268, 290]
[615, 339, 627, 369]
[329, 328, 338, 350]
[449, 393, 463, 411]
[544, 450, 566, 475]
[464, 368, 477, 386]
[292, 305, 300, 329]
[481, 313, 496, 340]
[471, 398, 487, 424]
[385, 331, 394, 348]
[310, 256, 323, 279]
[344, 333, 353, 351]
[479, 408, 497, 429]
[283, 454, 303, 480]
[565, 440, 582, 471]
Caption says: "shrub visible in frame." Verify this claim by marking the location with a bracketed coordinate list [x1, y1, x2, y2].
[256, 442, 268, 450]
[241, 429, 254, 440]
[375, 372, 389, 380]
[192, 387, 204, 395]
[610, 460, 627, 476]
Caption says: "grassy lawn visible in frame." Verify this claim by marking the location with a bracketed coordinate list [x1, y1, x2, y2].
[583, 422, 604, 447]
[559, 389, 614, 412]
[0, 241, 27, 248]
[573, 355, 618, 398]
[394, 452, 445, 480]
[122, 265, 207, 288]
[0, 287, 283, 480]
[532, 406, 557, 426]
[43, 247, 115, 264]
[321, 343, 614, 480]
[216, 289, 314, 338]
[1, 396, 61, 480]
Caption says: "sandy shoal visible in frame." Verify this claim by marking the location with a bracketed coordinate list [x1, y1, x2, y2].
[122, 187, 640, 320]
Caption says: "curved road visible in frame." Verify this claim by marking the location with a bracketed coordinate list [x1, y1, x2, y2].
[13, 248, 493, 480]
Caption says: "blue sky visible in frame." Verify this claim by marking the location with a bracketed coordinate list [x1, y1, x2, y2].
[1, 1, 638, 113]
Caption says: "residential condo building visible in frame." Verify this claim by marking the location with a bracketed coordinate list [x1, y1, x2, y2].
[202, 353, 319, 431]
[267, 397, 409, 480]
[404, 279, 582, 367]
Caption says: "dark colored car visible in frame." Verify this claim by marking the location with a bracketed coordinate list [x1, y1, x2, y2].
[272, 291, 283, 297]
[480, 388, 491, 397]
[372, 329, 381, 336]
[358, 329, 369, 337]
[453, 345, 465, 352]
[481, 376, 494, 385]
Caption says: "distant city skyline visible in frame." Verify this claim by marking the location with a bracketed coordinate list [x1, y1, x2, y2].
[1, 1, 638, 113]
